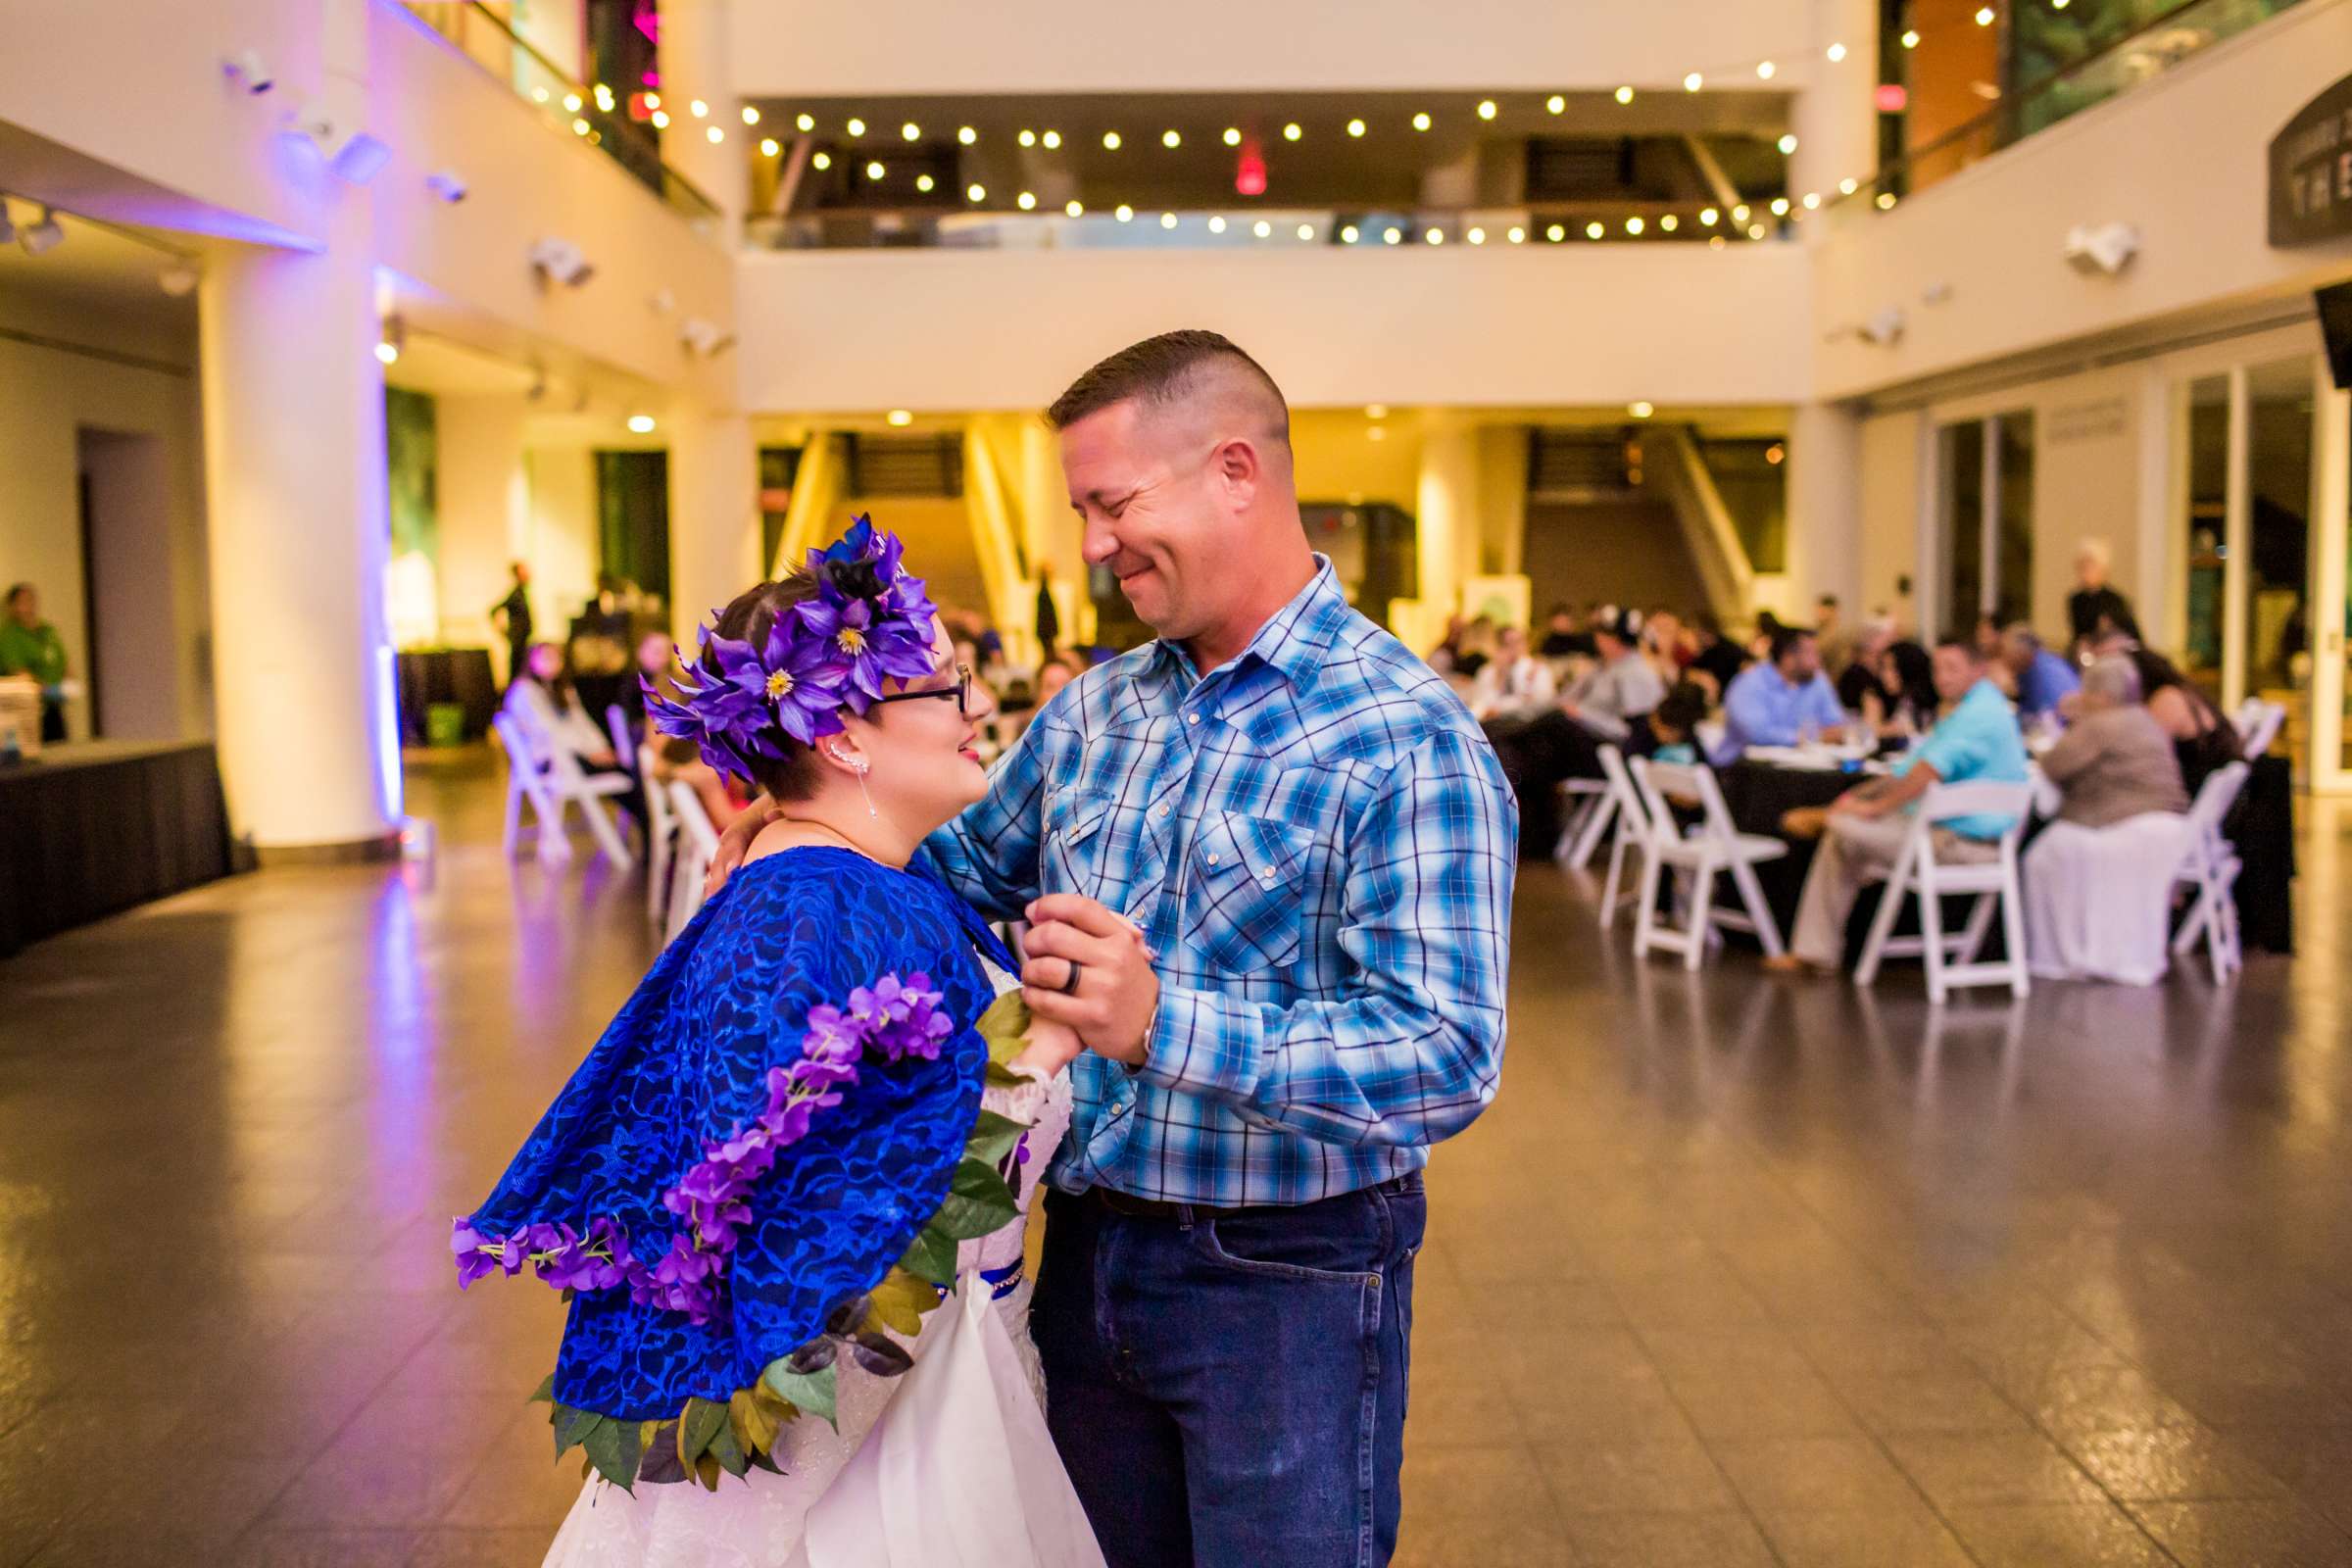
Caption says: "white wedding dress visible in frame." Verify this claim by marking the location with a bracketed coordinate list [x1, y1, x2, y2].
[542, 1045, 1101, 1567]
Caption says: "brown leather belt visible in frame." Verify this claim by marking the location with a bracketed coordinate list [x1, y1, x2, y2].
[1074, 1173, 1418, 1225]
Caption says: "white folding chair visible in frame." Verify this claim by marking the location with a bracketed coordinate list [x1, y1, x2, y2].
[641, 760, 677, 920]
[1592, 747, 1651, 928]
[491, 710, 636, 869]
[1627, 757, 1788, 969]
[2234, 700, 2284, 761]
[1855, 780, 2034, 1003]
[1553, 776, 1612, 866]
[606, 704, 639, 773]
[2171, 760, 2249, 982]
[665, 779, 720, 942]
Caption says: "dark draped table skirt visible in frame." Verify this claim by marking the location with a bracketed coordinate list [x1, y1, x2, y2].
[395, 649, 500, 745]
[0, 741, 236, 959]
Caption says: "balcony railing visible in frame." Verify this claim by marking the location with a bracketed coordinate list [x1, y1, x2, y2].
[1833, 0, 2304, 216]
[407, 1, 720, 226]
[746, 201, 1785, 252]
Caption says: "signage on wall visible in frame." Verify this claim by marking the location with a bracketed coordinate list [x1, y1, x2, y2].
[2270, 72, 2352, 248]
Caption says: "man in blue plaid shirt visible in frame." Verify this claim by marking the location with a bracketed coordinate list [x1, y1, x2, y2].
[937, 331, 1517, 1567]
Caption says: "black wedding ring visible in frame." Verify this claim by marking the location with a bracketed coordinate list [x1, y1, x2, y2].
[1060, 958, 1084, 996]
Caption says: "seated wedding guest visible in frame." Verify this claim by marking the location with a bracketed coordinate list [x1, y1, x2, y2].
[1488, 612, 1665, 860]
[1627, 679, 1711, 765]
[2069, 538, 2137, 657]
[0, 583, 69, 743]
[1837, 616, 1898, 712]
[1767, 636, 2029, 973]
[1748, 609, 1786, 662]
[1686, 613, 1749, 700]
[1538, 603, 1593, 659]
[1469, 623, 1557, 723]
[505, 642, 644, 839]
[2116, 644, 2240, 795]
[2037, 656, 2186, 827]
[2024, 655, 2191, 984]
[1559, 608, 1666, 744]
[1714, 624, 1846, 762]
[2001, 624, 2081, 723]
[1641, 609, 1693, 679]
[1847, 638, 1939, 737]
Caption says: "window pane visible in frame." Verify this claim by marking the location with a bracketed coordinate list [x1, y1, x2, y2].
[1996, 412, 2035, 624]
[2183, 374, 2230, 693]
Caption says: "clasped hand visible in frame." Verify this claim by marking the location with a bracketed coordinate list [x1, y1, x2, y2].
[1019, 895, 1159, 1068]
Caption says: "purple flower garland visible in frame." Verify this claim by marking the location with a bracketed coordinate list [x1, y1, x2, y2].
[453, 972, 956, 1327]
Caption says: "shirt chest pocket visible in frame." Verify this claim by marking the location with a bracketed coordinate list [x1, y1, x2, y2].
[1181, 811, 1309, 975]
[1045, 791, 1114, 900]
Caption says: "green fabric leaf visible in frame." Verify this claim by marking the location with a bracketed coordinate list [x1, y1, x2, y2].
[729, 1388, 779, 1456]
[983, 1059, 1028, 1089]
[975, 991, 1032, 1063]
[528, 1372, 557, 1405]
[966, 1108, 1031, 1166]
[707, 1413, 749, 1478]
[635, 1424, 686, 1487]
[900, 1223, 958, 1284]
[676, 1396, 728, 1469]
[761, 1360, 839, 1430]
[582, 1416, 643, 1493]
[552, 1404, 603, 1460]
[929, 1156, 1021, 1240]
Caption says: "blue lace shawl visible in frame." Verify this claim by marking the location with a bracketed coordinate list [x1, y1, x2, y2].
[466, 847, 1011, 1420]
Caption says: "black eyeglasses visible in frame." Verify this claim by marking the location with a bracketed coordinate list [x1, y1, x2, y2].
[869, 662, 973, 718]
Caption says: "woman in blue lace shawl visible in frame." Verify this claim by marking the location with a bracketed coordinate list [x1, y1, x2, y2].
[456, 522, 1105, 1565]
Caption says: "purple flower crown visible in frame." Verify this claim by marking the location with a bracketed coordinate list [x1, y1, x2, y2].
[645, 516, 942, 783]
[453, 971, 956, 1326]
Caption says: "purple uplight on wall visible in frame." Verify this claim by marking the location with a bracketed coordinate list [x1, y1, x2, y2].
[632, 1, 660, 42]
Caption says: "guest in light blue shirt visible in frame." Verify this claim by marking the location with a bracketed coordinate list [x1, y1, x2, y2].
[2001, 624, 2082, 721]
[1773, 637, 2030, 969]
[1714, 625, 1848, 762]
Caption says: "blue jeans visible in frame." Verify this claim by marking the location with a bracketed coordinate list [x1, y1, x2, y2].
[1034, 1174, 1427, 1568]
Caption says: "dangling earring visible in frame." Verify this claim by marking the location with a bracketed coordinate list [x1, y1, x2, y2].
[831, 746, 880, 819]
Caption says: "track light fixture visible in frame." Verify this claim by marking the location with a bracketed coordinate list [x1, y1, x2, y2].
[528, 235, 595, 287]
[222, 49, 274, 94]
[20, 206, 64, 256]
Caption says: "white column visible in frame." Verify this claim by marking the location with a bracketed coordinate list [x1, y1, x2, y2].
[1415, 423, 1482, 627]
[436, 393, 530, 677]
[1783, 0, 1878, 619]
[667, 408, 761, 641]
[198, 203, 399, 852]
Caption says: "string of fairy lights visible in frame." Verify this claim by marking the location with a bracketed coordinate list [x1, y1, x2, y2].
[529, 4, 2043, 239]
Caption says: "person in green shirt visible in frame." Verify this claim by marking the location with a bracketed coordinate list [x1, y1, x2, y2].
[0, 583, 70, 743]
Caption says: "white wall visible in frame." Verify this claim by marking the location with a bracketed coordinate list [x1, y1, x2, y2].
[367, 4, 737, 399]
[522, 444, 599, 643]
[738, 246, 1813, 413]
[0, 336, 209, 742]
[0, 0, 326, 246]
[729, 0, 1809, 95]
[435, 393, 530, 665]
[81, 430, 186, 739]
[1814, 0, 2352, 401]
[1856, 407, 1925, 631]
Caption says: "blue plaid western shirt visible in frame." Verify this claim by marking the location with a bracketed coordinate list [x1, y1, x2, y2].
[927, 559, 1518, 1206]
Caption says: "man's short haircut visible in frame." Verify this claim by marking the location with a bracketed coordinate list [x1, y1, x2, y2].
[1046, 329, 1290, 451]
[2002, 621, 2042, 654]
[1935, 633, 1984, 662]
[1769, 625, 1816, 666]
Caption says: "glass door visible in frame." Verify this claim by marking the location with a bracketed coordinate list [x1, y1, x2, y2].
[1937, 411, 2034, 638]
[2175, 350, 2348, 789]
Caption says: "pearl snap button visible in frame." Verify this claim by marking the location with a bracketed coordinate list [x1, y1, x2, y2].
[1207, 852, 1220, 864]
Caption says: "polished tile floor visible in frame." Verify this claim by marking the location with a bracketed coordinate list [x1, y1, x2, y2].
[5, 752, 2352, 1566]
